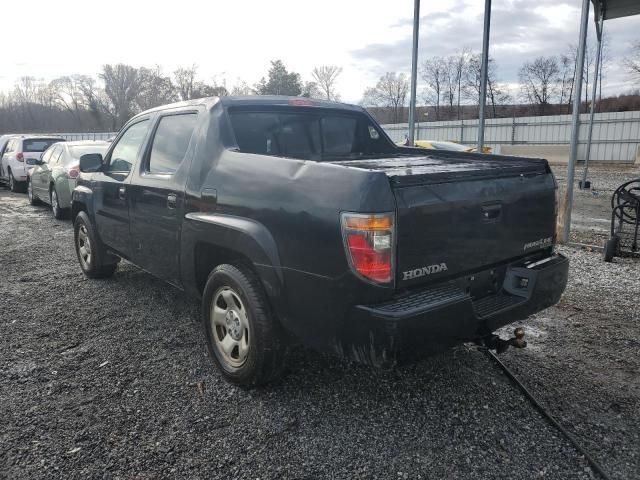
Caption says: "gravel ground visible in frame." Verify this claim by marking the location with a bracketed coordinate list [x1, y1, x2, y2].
[1, 187, 638, 479]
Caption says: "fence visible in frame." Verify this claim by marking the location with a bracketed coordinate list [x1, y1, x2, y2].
[56, 132, 117, 141]
[381, 110, 640, 164]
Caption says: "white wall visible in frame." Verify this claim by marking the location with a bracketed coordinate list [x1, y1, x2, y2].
[381, 110, 640, 164]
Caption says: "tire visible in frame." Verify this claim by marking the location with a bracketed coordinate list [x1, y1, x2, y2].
[603, 236, 619, 262]
[74, 211, 118, 278]
[202, 264, 287, 386]
[9, 172, 22, 193]
[50, 186, 66, 220]
[27, 178, 41, 205]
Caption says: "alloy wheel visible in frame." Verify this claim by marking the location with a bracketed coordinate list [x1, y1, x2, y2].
[210, 287, 250, 368]
[51, 190, 58, 217]
[77, 224, 92, 268]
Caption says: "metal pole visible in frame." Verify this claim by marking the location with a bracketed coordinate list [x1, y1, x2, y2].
[581, 16, 604, 189]
[477, 0, 492, 152]
[562, 0, 590, 243]
[407, 0, 420, 145]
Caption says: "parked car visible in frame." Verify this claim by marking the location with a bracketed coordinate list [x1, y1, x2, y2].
[0, 135, 66, 192]
[28, 141, 109, 219]
[72, 96, 568, 386]
[0, 134, 17, 178]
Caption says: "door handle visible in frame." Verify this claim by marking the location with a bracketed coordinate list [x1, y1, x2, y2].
[167, 193, 177, 209]
[118, 186, 126, 200]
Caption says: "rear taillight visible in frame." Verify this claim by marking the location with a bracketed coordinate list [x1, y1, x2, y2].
[341, 212, 394, 284]
[64, 165, 79, 178]
[16, 152, 24, 162]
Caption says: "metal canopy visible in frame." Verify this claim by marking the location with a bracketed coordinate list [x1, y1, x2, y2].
[593, 0, 640, 21]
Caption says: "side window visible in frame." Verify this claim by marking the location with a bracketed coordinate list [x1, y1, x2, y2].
[147, 113, 198, 174]
[51, 146, 64, 164]
[41, 147, 55, 164]
[5, 140, 15, 153]
[107, 120, 150, 173]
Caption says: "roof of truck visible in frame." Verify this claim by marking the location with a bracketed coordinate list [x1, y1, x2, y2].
[136, 95, 364, 118]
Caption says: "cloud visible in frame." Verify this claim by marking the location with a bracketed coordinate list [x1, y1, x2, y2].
[351, 0, 639, 98]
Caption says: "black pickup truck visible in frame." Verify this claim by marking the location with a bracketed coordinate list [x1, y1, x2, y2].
[72, 96, 568, 386]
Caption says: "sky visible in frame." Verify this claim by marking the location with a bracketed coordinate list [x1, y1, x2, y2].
[1, 0, 638, 104]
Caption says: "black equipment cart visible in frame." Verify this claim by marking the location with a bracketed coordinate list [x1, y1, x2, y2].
[603, 178, 640, 262]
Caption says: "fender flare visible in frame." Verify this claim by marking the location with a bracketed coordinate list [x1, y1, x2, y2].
[183, 213, 285, 310]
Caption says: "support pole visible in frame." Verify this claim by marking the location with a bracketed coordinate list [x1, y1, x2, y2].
[581, 15, 604, 189]
[477, 0, 492, 152]
[407, 0, 420, 145]
[562, 0, 590, 243]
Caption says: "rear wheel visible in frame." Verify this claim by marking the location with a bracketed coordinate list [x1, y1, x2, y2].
[51, 187, 66, 219]
[9, 172, 21, 193]
[27, 178, 40, 205]
[74, 211, 118, 278]
[202, 264, 286, 386]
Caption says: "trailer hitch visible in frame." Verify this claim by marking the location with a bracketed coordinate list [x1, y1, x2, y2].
[483, 327, 527, 354]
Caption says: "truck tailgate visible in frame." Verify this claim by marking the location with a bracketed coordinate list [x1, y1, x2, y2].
[336, 154, 556, 288]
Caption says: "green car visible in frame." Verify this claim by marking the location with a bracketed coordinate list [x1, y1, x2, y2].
[27, 140, 109, 219]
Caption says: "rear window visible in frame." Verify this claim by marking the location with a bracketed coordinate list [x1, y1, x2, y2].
[69, 145, 108, 162]
[227, 108, 393, 161]
[23, 139, 63, 152]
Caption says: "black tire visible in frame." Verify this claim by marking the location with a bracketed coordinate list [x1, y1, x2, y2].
[202, 264, 286, 386]
[9, 171, 22, 193]
[50, 186, 66, 220]
[603, 236, 619, 262]
[27, 178, 41, 205]
[73, 211, 118, 278]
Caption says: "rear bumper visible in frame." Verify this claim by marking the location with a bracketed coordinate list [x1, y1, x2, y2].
[340, 253, 569, 366]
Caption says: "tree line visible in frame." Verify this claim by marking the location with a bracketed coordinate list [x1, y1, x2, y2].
[0, 60, 343, 133]
[1, 38, 639, 133]
[362, 38, 640, 124]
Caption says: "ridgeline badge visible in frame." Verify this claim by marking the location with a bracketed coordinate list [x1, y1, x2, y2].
[523, 237, 553, 251]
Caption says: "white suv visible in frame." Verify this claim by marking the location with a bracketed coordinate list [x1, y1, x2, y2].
[0, 135, 65, 192]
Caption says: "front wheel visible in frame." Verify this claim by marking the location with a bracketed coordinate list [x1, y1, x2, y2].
[202, 264, 287, 386]
[27, 178, 40, 205]
[74, 211, 118, 278]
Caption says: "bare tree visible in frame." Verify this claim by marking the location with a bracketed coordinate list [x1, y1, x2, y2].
[173, 64, 198, 101]
[518, 56, 560, 115]
[231, 79, 253, 96]
[362, 72, 409, 123]
[136, 66, 177, 111]
[453, 48, 471, 119]
[464, 54, 509, 118]
[558, 53, 575, 113]
[100, 64, 144, 129]
[421, 57, 446, 120]
[311, 65, 342, 101]
[624, 40, 640, 79]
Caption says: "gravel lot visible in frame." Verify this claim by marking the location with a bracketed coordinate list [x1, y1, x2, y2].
[1, 185, 638, 480]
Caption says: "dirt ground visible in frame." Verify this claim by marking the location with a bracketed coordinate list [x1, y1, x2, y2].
[1, 171, 639, 479]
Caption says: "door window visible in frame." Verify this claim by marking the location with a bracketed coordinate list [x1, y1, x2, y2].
[49, 146, 63, 164]
[147, 113, 198, 174]
[107, 120, 150, 173]
[41, 146, 56, 164]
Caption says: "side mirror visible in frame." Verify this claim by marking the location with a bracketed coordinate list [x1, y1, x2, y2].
[79, 153, 103, 173]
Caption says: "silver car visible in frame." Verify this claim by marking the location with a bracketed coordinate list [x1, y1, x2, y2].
[28, 141, 109, 219]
